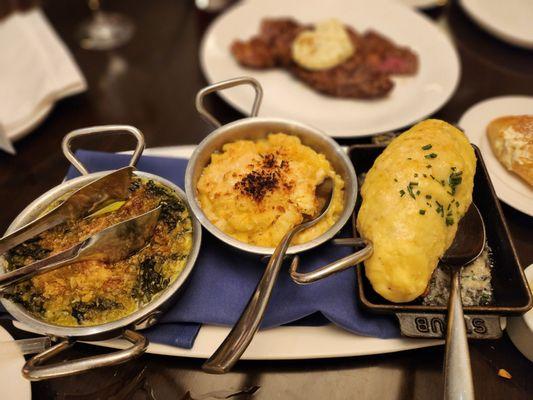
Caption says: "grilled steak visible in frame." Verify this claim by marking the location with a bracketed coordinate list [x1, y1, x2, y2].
[231, 18, 418, 99]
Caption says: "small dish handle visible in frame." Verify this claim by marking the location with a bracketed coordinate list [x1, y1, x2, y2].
[21, 329, 148, 381]
[195, 76, 263, 128]
[62, 125, 145, 175]
[290, 238, 373, 284]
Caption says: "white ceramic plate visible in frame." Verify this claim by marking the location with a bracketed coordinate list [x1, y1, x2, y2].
[0, 324, 32, 400]
[11, 144, 440, 360]
[400, 0, 444, 9]
[460, 0, 533, 49]
[458, 96, 533, 217]
[200, 0, 460, 137]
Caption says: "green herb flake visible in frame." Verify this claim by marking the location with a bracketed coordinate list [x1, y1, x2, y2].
[426, 164, 432, 169]
[448, 170, 463, 196]
[407, 185, 416, 199]
[422, 144, 433, 150]
[399, 189, 405, 197]
[425, 194, 432, 199]
[446, 217, 454, 226]
[425, 153, 437, 159]
[419, 209, 426, 215]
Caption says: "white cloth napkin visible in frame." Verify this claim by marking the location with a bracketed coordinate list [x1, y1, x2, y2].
[0, 9, 87, 154]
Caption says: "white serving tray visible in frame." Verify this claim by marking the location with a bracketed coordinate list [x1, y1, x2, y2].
[13, 145, 441, 360]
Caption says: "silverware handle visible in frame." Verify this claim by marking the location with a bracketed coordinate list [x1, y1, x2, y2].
[290, 239, 373, 284]
[195, 77, 263, 128]
[62, 125, 145, 175]
[0, 243, 82, 292]
[22, 330, 148, 381]
[202, 229, 294, 374]
[444, 268, 475, 400]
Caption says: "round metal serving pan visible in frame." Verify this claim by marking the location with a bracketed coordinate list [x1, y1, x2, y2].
[1, 169, 202, 340]
[186, 78, 357, 256]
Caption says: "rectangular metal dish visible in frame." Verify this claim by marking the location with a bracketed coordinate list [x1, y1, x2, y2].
[349, 144, 532, 339]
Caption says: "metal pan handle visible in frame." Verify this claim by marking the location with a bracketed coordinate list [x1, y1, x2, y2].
[62, 125, 145, 175]
[195, 77, 263, 128]
[290, 238, 373, 284]
[21, 330, 148, 381]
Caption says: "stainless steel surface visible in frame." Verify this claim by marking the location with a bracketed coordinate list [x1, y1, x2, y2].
[62, 125, 145, 175]
[0, 166, 134, 255]
[0, 126, 202, 380]
[202, 178, 335, 374]
[195, 76, 263, 128]
[0, 336, 51, 356]
[187, 78, 357, 256]
[22, 329, 148, 381]
[0, 207, 160, 291]
[290, 238, 373, 284]
[442, 204, 486, 400]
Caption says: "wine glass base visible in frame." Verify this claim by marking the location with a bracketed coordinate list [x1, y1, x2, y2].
[78, 12, 134, 50]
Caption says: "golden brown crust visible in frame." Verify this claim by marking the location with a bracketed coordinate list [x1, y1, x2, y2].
[487, 115, 533, 187]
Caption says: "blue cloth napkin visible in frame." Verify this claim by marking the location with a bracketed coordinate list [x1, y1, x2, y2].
[8, 149, 400, 348]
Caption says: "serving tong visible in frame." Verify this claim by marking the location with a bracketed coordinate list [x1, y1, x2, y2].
[0, 166, 135, 255]
[0, 167, 161, 291]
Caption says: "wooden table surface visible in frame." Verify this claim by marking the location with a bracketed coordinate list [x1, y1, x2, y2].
[0, 1, 532, 399]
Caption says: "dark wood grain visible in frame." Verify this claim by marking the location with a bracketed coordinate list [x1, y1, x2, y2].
[0, 1, 531, 399]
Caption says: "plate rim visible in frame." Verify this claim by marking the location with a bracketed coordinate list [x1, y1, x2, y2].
[458, 95, 533, 217]
[459, 0, 533, 50]
[0, 324, 32, 400]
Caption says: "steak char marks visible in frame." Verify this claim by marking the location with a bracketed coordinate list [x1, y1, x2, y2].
[231, 18, 418, 99]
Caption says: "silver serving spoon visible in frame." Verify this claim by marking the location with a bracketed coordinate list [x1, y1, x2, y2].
[0, 206, 161, 292]
[202, 177, 335, 374]
[441, 203, 486, 400]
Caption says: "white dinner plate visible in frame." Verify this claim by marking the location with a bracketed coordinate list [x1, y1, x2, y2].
[13, 144, 440, 360]
[0, 325, 32, 400]
[200, 0, 460, 137]
[458, 96, 533, 217]
[460, 0, 533, 50]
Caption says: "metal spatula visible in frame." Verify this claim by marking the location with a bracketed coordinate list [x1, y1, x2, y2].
[0, 166, 134, 255]
[441, 203, 486, 400]
[0, 206, 160, 292]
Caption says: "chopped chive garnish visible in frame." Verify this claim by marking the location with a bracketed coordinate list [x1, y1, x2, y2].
[422, 144, 432, 150]
[425, 194, 432, 199]
[419, 209, 426, 215]
[425, 153, 437, 159]
[409, 182, 418, 186]
[407, 185, 416, 199]
[416, 190, 420, 195]
[399, 189, 405, 197]
[446, 217, 454, 226]
[426, 164, 432, 169]
[448, 170, 463, 195]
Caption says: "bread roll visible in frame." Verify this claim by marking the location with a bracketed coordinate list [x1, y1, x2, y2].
[487, 115, 533, 187]
[356, 120, 476, 303]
